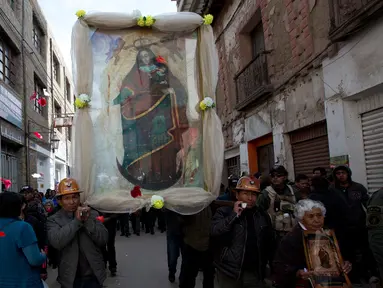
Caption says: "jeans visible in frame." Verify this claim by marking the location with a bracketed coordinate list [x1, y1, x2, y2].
[103, 218, 117, 270]
[167, 233, 183, 275]
[131, 213, 140, 234]
[73, 275, 102, 288]
[217, 270, 265, 288]
[179, 244, 215, 288]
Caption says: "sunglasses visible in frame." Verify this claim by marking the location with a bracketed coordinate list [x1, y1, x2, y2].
[271, 174, 285, 178]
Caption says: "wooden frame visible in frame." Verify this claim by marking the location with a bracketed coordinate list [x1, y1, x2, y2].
[302, 230, 351, 288]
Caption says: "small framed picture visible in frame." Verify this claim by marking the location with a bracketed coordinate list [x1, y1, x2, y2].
[302, 230, 351, 288]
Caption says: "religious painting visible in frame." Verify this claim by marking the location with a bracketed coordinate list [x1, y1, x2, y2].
[90, 28, 202, 192]
[303, 230, 351, 288]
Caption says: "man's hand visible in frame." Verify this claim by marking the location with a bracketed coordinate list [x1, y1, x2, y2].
[233, 201, 244, 216]
[75, 206, 90, 222]
[296, 269, 314, 280]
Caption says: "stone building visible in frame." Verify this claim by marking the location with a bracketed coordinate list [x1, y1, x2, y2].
[178, 0, 333, 183]
[0, 0, 74, 192]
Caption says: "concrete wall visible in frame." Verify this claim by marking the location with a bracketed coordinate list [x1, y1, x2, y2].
[323, 18, 383, 186]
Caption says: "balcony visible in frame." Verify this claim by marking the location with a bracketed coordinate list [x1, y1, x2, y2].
[234, 52, 273, 111]
[329, 0, 383, 42]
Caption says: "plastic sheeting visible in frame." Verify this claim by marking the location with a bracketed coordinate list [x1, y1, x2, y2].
[71, 11, 223, 214]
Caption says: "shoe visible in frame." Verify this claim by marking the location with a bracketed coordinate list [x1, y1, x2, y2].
[110, 268, 117, 277]
[136, 232, 140, 236]
[125, 233, 131, 238]
[150, 230, 155, 235]
[120, 232, 125, 236]
[168, 273, 175, 283]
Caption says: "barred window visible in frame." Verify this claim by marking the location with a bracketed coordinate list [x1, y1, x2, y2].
[0, 39, 14, 87]
[34, 78, 44, 115]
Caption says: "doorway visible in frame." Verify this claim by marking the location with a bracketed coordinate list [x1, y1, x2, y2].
[257, 143, 274, 176]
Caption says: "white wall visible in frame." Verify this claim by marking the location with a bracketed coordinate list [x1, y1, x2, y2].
[323, 18, 383, 186]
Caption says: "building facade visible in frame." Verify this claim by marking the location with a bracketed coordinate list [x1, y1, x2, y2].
[179, 0, 332, 183]
[322, 1, 383, 192]
[0, 0, 73, 193]
[178, 0, 383, 189]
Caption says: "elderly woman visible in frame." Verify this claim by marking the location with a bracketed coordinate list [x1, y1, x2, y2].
[272, 199, 352, 288]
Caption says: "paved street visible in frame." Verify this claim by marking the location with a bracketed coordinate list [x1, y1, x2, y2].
[47, 231, 204, 288]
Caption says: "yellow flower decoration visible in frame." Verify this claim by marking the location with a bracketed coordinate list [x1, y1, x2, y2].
[75, 10, 86, 19]
[75, 98, 86, 109]
[199, 101, 207, 111]
[145, 16, 155, 27]
[137, 16, 145, 27]
[203, 14, 214, 25]
[151, 195, 164, 209]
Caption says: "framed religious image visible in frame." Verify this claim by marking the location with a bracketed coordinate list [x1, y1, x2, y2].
[303, 230, 351, 288]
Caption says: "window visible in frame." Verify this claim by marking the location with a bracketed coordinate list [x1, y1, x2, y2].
[33, 19, 43, 54]
[251, 23, 265, 57]
[67, 127, 72, 141]
[34, 77, 44, 115]
[54, 101, 62, 133]
[0, 38, 14, 87]
[53, 55, 60, 84]
[65, 78, 71, 102]
[226, 156, 240, 178]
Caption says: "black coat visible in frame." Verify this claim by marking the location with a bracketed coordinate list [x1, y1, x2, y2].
[211, 206, 274, 280]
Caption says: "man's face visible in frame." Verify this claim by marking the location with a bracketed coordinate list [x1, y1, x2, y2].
[24, 192, 34, 201]
[236, 190, 257, 208]
[271, 173, 286, 186]
[335, 170, 348, 183]
[296, 179, 309, 190]
[59, 193, 80, 212]
[313, 170, 322, 177]
[302, 208, 324, 231]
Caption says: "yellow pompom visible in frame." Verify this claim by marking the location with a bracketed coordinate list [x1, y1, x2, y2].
[199, 101, 207, 111]
[75, 10, 86, 19]
[145, 16, 155, 27]
[153, 200, 164, 209]
[74, 98, 86, 109]
[137, 17, 145, 27]
[151, 195, 164, 209]
[203, 14, 214, 25]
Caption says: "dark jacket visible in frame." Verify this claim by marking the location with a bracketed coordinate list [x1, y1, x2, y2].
[272, 225, 307, 288]
[211, 206, 273, 280]
[330, 165, 369, 229]
[165, 209, 182, 236]
[182, 207, 212, 251]
[24, 214, 45, 249]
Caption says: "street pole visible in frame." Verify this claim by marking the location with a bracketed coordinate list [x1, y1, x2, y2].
[50, 38, 55, 186]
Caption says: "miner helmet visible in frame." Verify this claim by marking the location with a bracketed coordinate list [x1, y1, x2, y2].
[56, 178, 82, 197]
[234, 176, 261, 193]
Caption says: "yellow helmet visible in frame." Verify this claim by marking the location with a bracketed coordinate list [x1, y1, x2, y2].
[56, 178, 82, 196]
[234, 176, 261, 193]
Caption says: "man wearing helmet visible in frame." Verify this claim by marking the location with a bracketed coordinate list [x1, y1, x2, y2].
[47, 178, 108, 288]
[211, 176, 273, 288]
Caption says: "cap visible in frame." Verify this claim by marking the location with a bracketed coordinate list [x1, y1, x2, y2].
[270, 165, 288, 176]
[234, 176, 261, 193]
[20, 186, 34, 194]
[56, 178, 82, 197]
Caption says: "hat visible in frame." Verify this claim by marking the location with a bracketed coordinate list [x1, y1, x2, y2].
[270, 165, 288, 176]
[20, 186, 34, 194]
[56, 178, 82, 197]
[234, 176, 261, 193]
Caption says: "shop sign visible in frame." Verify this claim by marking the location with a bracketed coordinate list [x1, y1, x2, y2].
[0, 83, 22, 129]
[1, 124, 23, 144]
[330, 155, 349, 169]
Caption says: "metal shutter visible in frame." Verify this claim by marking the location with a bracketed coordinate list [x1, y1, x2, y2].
[362, 108, 383, 193]
[290, 122, 330, 177]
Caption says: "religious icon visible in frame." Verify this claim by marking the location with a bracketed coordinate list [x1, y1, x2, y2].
[104, 35, 190, 191]
[303, 230, 351, 288]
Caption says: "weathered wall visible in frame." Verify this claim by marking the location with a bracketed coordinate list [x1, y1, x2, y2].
[213, 0, 330, 156]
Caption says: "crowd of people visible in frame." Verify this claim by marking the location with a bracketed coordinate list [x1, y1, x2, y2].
[0, 164, 383, 288]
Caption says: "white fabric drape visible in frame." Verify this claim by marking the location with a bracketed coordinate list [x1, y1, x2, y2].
[71, 11, 223, 214]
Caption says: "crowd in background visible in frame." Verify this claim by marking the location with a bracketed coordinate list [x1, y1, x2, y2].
[1, 164, 383, 288]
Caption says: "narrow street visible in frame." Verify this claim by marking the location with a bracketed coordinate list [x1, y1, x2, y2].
[47, 232, 205, 288]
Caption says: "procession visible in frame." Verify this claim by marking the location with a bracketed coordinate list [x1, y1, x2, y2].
[1, 0, 383, 288]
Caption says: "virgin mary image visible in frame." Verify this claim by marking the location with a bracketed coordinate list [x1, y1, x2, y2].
[113, 46, 189, 190]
